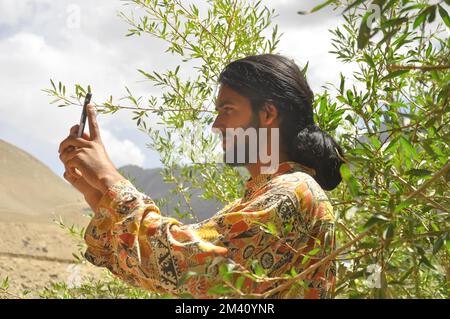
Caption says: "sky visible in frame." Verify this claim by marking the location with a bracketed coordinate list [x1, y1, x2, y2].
[0, 0, 353, 179]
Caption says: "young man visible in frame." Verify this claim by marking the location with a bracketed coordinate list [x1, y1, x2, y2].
[58, 54, 343, 298]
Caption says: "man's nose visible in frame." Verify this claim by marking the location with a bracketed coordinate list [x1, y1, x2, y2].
[211, 116, 221, 132]
[211, 121, 224, 141]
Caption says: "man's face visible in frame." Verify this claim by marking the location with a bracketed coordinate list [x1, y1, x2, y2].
[212, 84, 260, 166]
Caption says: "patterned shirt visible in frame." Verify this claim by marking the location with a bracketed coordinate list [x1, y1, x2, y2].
[84, 161, 336, 298]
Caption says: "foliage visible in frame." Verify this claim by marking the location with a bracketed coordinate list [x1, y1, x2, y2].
[37, 271, 162, 299]
[40, 0, 450, 299]
[306, 0, 449, 298]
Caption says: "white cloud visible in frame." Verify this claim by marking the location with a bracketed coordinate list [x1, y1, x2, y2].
[275, 19, 358, 93]
[0, 0, 355, 176]
[100, 129, 145, 168]
[0, 0, 167, 174]
[0, 0, 34, 26]
[0, 30, 128, 145]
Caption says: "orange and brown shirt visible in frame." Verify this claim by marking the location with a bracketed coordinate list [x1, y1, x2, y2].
[84, 161, 336, 298]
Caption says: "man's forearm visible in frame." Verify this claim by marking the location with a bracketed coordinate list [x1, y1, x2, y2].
[84, 172, 125, 213]
[99, 172, 126, 195]
[84, 191, 103, 213]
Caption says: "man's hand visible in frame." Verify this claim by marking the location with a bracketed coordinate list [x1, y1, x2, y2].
[64, 169, 103, 212]
[58, 104, 125, 195]
[61, 124, 104, 212]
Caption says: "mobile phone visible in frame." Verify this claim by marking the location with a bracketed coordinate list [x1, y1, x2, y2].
[77, 92, 92, 138]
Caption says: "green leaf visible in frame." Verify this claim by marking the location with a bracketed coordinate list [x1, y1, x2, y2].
[394, 199, 413, 213]
[319, 96, 327, 114]
[283, 222, 293, 236]
[364, 53, 375, 69]
[267, 222, 278, 236]
[357, 13, 372, 50]
[364, 214, 390, 229]
[1, 276, 9, 289]
[301, 255, 310, 265]
[438, 5, 450, 28]
[339, 73, 345, 94]
[290, 267, 298, 277]
[426, 43, 433, 58]
[253, 221, 279, 237]
[308, 247, 321, 256]
[302, 61, 309, 75]
[427, 5, 437, 23]
[399, 136, 416, 157]
[235, 276, 245, 291]
[382, 17, 408, 29]
[299, 0, 335, 14]
[406, 169, 432, 177]
[251, 260, 264, 277]
[207, 284, 233, 295]
[432, 234, 446, 255]
[413, 7, 434, 29]
[311, 0, 334, 13]
[369, 136, 381, 149]
[218, 263, 234, 282]
[381, 70, 409, 82]
[50, 79, 56, 91]
[346, 89, 354, 104]
[340, 164, 360, 196]
[343, 0, 367, 13]
[383, 224, 395, 240]
[419, 256, 436, 270]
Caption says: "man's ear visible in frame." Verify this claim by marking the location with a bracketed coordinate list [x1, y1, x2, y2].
[260, 101, 279, 126]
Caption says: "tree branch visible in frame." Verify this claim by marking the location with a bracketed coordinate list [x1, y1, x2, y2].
[405, 161, 450, 201]
[388, 64, 450, 72]
[249, 227, 373, 298]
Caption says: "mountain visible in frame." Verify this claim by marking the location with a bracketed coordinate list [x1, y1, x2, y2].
[0, 139, 103, 296]
[0, 138, 90, 224]
[117, 164, 224, 222]
[0, 138, 234, 295]
[0, 138, 225, 224]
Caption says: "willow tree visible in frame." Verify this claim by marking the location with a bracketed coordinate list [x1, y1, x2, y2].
[300, 0, 449, 298]
[40, 0, 449, 299]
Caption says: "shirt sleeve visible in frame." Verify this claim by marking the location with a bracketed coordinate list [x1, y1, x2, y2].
[83, 178, 335, 298]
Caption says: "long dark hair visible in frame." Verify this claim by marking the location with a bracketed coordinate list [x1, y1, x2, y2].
[218, 54, 344, 190]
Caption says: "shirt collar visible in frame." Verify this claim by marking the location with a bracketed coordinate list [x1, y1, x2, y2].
[244, 161, 316, 193]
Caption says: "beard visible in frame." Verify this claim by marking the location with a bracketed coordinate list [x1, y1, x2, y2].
[223, 113, 260, 167]
[223, 139, 257, 167]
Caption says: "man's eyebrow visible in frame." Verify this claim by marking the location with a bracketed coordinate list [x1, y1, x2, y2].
[214, 99, 234, 111]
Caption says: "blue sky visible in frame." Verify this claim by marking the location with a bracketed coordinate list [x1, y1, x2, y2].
[0, 0, 353, 179]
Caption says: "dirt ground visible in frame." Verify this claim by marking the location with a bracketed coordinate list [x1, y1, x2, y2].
[0, 214, 104, 298]
[0, 139, 105, 298]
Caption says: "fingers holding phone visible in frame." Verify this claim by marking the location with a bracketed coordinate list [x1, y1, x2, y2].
[70, 124, 90, 140]
[58, 91, 123, 194]
[77, 93, 91, 138]
[63, 92, 93, 171]
[86, 104, 102, 142]
[76, 92, 103, 143]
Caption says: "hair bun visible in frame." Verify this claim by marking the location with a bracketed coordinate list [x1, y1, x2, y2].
[291, 124, 344, 190]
